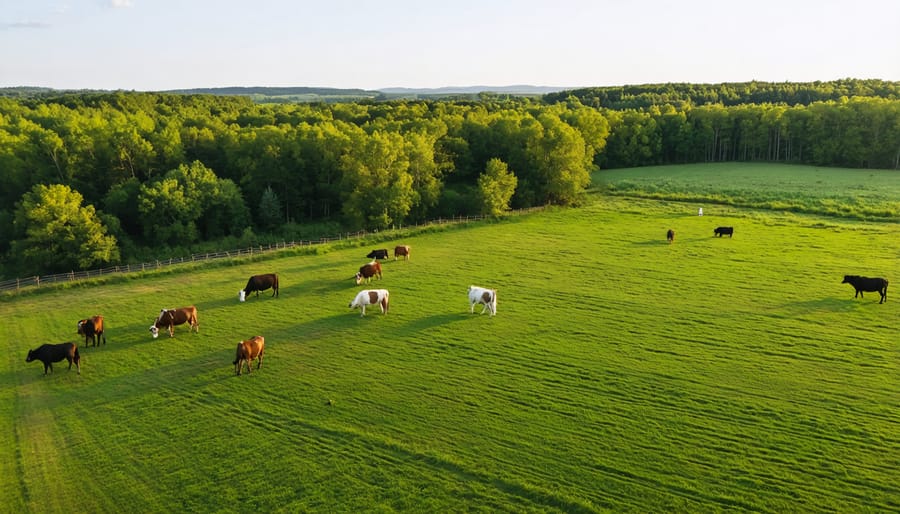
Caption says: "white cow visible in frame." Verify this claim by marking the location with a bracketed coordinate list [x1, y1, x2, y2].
[349, 289, 390, 317]
[468, 286, 497, 316]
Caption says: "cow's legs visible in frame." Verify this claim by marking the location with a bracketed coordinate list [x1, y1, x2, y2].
[256, 354, 263, 370]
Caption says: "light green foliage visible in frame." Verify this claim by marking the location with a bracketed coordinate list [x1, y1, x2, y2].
[138, 161, 250, 244]
[340, 130, 414, 229]
[477, 158, 517, 216]
[10, 184, 119, 275]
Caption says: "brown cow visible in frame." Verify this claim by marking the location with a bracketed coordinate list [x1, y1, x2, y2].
[355, 261, 383, 285]
[233, 336, 265, 375]
[150, 306, 199, 339]
[77, 315, 106, 347]
[394, 245, 411, 261]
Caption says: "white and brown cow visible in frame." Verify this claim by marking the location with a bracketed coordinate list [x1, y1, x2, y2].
[349, 289, 390, 317]
[468, 286, 497, 316]
[394, 245, 411, 261]
[355, 261, 383, 285]
[150, 306, 199, 338]
[233, 335, 265, 376]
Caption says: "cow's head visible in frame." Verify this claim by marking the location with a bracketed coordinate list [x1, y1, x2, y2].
[149, 325, 159, 338]
[239, 290, 246, 302]
[354, 272, 363, 285]
[77, 320, 85, 334]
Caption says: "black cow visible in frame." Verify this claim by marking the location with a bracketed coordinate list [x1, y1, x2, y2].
[842, 275, 888, 304]
[366, 249, 389, 260]
[666, 229, 675, 243]
[26, 343, 81, 375]
[714, 226, 734, 237]
[240, 273, 279, 301]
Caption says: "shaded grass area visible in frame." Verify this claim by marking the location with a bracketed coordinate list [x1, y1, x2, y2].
[2, 193, 898, 512]
[594, 163, 900, 222]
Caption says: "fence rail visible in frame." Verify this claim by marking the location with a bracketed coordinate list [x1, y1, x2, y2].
[0, 213, 500, 294]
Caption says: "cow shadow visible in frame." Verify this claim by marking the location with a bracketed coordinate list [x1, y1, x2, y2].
[780, 297, 861, 314]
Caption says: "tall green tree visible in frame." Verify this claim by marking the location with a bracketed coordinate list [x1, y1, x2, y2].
[339, 131, 414, 229]
[9, 184, 119, 275]
[477, 158, 517, 216]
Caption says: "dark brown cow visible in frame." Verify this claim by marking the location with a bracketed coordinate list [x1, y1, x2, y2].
[77, 315, 106, 347]
[150, 306, 199, 338]
[239, 273, 279, 301]
[842, 275, 889, 304]
[666, 229, 675, 244]
[26, 343, 81, 375]
[233, 335, 265, 376]
[355, 261, 383, 285]
[394, 245, 411, 261]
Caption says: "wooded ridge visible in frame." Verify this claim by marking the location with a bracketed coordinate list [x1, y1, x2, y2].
[1, 79, 897, 279]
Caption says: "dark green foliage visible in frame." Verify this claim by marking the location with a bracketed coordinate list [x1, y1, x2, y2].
[258, 186, 283, 230]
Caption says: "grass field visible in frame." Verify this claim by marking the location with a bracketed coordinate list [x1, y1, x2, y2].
[2, 164, 899, 512]
[596, 163, 900, 221]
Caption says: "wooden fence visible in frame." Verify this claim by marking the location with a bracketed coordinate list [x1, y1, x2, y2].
[0, 214, 498, 294]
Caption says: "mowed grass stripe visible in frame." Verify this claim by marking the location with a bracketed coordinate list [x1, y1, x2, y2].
[3, 194, 898, 512]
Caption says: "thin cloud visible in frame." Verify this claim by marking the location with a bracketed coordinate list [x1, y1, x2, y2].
[109, 0, 134, 7]
[0, 21, 51, 30]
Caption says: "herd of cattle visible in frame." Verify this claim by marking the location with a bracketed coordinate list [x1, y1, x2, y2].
[24, 243, 499, 377]
[24, 231, 890, 376]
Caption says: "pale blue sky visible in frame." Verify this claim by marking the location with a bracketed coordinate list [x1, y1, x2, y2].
[2, 0, 898, 91]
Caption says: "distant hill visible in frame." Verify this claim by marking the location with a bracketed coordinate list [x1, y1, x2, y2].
[1, 85, 571, 102]
[377, 85, 568, 95]
[161, 86, 375, 96]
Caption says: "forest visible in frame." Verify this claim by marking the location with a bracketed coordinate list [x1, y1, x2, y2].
[1, 79, 898, 279]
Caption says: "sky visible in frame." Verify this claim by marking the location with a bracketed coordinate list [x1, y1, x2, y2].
[1, 0, 898, 91]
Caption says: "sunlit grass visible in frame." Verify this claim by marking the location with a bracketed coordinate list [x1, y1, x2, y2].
[2, 166, 899, 512]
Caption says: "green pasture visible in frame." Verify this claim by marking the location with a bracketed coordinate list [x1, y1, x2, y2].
[596, 163, 900, 221]
[3, 166, 899, 513]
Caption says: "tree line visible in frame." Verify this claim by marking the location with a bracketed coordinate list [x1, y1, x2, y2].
[1, 79, 898, 279]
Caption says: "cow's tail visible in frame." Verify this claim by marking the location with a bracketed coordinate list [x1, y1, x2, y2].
[233, 342, 242, 365]
[381, 291, 390, 314]
[274, 274, 279, 297]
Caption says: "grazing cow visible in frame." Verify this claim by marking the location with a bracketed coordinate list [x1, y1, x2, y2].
[239, 273, 279, 302]
[26, 343, 81, 375]
[355, 261, 383, 285]
[233, 335, 265, 376]
[666, 229, 675, 244]
[842, 275, 889, 304]
[77, 315, 106, 347]
[714, 226, 734, 237]
[349, 289, 390, 317]
[366, 249, 389, 260]
[394, 245, 411, 261]
[150, 306, 199, 338]
[468, 286, 498, 316]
